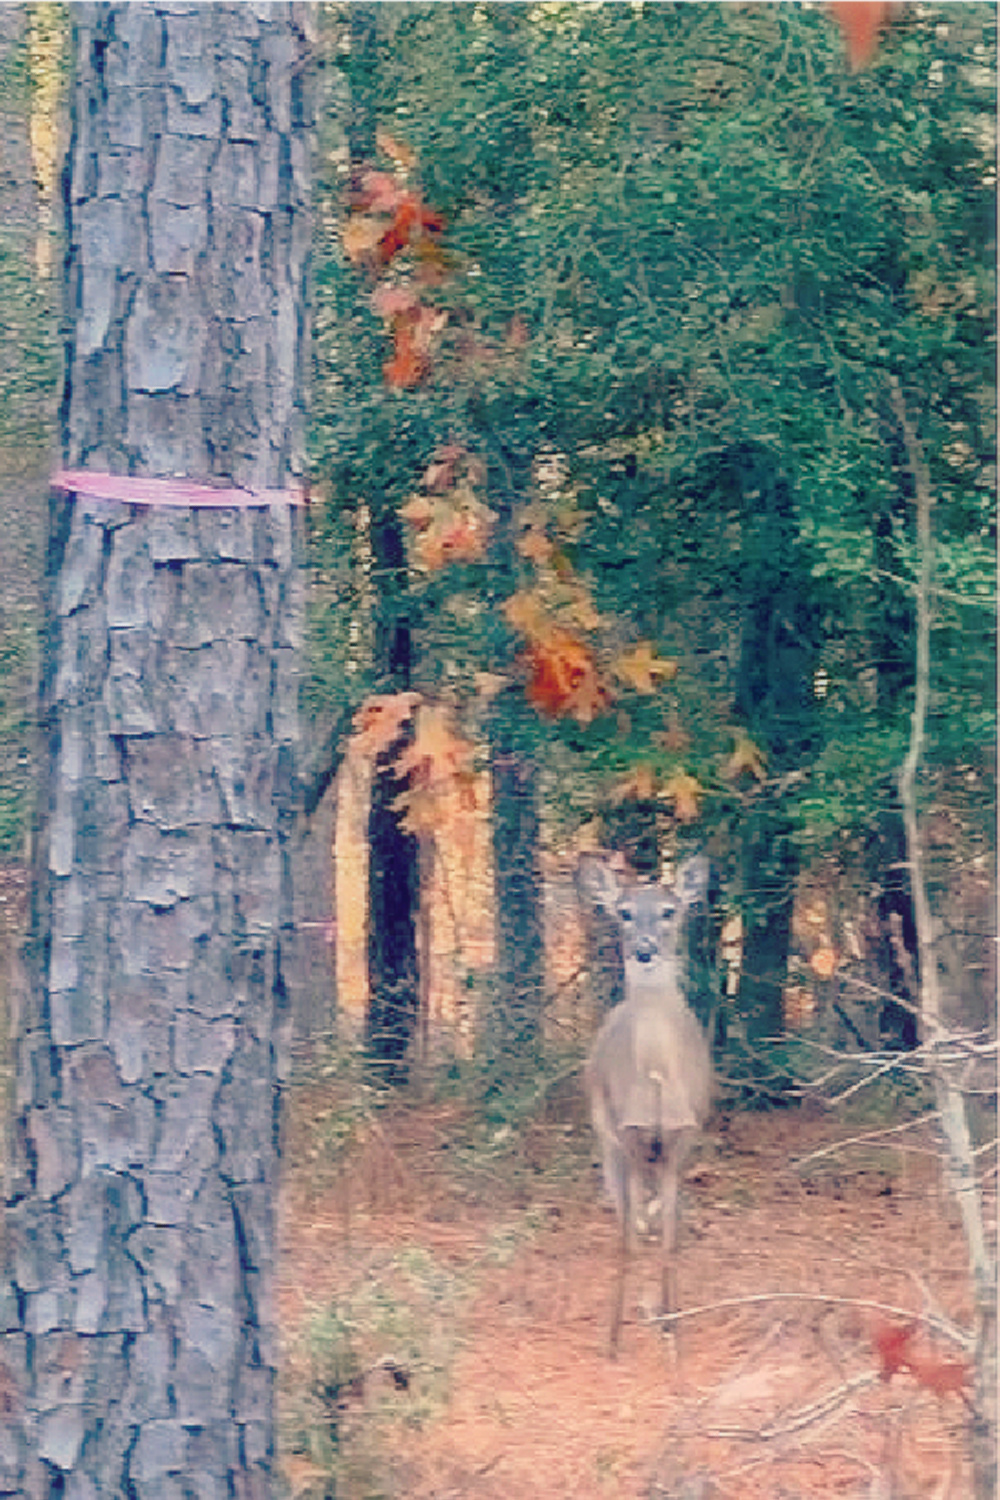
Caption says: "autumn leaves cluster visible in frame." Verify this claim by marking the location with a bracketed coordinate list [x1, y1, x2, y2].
[339, 129, 777, 844]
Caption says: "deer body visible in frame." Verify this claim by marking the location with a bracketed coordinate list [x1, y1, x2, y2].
[580, 856, 713, 1356]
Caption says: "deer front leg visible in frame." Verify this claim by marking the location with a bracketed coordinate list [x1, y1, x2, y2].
[609, 1163, 631, 1358]
[658, 1147, 681, 1355]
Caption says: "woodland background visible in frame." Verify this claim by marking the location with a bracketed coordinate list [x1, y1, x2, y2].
[0, 4, 995, 1498]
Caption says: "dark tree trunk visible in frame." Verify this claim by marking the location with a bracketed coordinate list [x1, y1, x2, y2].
[732, 448, 820, 1045]
[341, 5, 422, 1081]
[366, 492, 420, 1083]
[481, 10, 546, 1057]
[0, 6, 312, 1494]
[738, 817, 797, 1043]
[366, 496, 420, 1079]
[862, 806, 920, 1049]
[683, 857, 723, 1047]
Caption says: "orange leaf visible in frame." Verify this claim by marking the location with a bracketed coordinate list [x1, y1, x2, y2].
[809, 947, 839, 979]
[829, 1, 890, 71]
[394, 705, 475, 793]
[612, 765, 659, 803]
[516, 527, 554, 565]
[435, 509, 493, 565]
[663, 770, 702, 824]
[383, 321, 428, 388]
[614, 642, 678, 694]
[405, 490, 495, 570]
[390, 706, 478, 840]
[523, 631, 610, 724]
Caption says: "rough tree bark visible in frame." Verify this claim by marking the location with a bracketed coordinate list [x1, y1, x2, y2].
[0, 5, 312, 1495]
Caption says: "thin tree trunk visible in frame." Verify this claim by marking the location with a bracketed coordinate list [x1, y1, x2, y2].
[491, 729, 544, 1056]
[891, 381, 996, 1499]
[484, 7, 546, 1058]
[0, 6, 312, 1493]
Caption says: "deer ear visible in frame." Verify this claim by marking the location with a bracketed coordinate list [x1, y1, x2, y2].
[576, 853, 622, 914]
[677, 854, 711, 907]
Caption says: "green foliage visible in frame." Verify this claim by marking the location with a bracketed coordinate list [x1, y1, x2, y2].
[280, 1249, 465, 1499]
[309, 2, 994, 889]
[0, 615, 35, 857]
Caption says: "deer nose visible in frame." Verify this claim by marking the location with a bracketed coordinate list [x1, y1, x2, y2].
[635, 942, 657, 963]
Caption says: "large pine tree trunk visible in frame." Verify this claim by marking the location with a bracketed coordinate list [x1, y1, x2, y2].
[0, 6, 312, 1494]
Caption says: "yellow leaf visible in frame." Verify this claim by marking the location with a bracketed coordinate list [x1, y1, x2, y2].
[400, 493, 435, 530]
[341, 215, 385, 264]
[614, 642, 678, 694]
[723, 734, 768, 783]
[663, 770, 702, 824]
[376, 129, 418, 170]
[504, 589, 550, 641]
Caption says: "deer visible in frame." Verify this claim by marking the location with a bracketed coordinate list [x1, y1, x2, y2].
[579, 853, 714, 1357]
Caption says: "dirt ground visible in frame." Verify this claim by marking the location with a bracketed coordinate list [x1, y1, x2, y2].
[277, 1091, 984, 1499]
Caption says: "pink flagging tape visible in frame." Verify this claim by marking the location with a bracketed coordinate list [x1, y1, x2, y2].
[52, 470, 307, 509]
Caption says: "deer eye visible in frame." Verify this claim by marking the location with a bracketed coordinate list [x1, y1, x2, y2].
[619, 906, 634, 924]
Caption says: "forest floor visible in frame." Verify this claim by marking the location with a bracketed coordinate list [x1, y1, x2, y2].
[277, 1075, 983, 1500]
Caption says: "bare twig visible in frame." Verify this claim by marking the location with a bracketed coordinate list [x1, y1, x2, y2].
[654, 1289, 971, 1351]
[706, 1370, 879, 1442]
[791, 1111, 940, 1169]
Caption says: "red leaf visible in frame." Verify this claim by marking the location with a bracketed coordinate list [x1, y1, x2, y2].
[829, 2, 890, 72]
[383, 322, 428, 388]
[906, 1350, 970, 1399]
[872, 1319, 915, 1381]
[376, 197, 420, 266]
